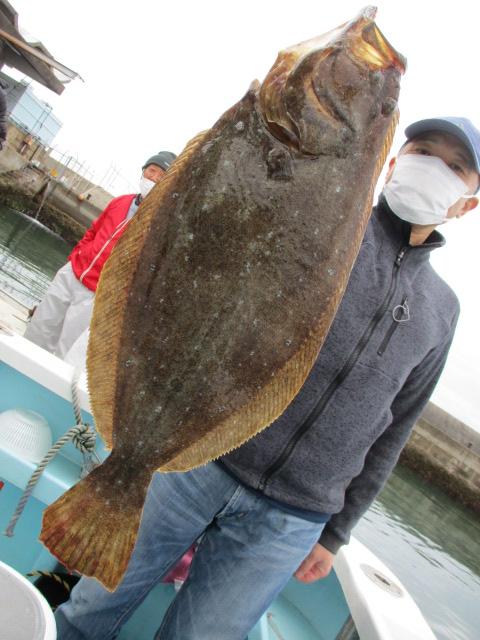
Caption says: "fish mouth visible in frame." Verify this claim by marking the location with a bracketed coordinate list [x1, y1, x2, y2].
[348, 7, 406, 74]
[282, 6, 406, 74]
[259, 6, 406, 152]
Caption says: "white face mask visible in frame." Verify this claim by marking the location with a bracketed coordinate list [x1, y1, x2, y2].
[139, 176, 156, 199]
[382, 154, 471, 225]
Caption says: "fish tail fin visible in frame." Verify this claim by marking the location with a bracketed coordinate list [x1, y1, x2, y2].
[40, 454, 152, 591]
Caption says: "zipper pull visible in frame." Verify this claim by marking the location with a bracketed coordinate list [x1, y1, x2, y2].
[395, 247, 407, 267]
[392, 296, 410, 323]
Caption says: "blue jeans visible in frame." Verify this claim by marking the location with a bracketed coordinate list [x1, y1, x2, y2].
[55, 463, 324, 639]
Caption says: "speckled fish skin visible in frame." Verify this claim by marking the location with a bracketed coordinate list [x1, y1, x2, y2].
[40, 7, 406, 591]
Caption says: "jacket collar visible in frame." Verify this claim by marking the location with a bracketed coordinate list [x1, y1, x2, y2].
[374, 194, 446, 253]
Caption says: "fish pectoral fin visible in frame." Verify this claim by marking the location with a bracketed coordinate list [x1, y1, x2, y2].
[40, 455, 152, 592]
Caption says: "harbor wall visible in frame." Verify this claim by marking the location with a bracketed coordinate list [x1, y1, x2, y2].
[401, 403, 480, 514]
[0, 166, 93, 244]
[0, 120, 114, 237]
[1, 121, 113, 208]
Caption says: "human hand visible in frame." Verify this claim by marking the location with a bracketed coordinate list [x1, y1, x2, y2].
[294, 543, 334, 583]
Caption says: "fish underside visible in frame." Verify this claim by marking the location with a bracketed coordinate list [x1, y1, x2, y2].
[40, 6, 406, 590]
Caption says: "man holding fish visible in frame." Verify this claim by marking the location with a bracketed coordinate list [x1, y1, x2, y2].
[57, 116, 480, 640]
[56, 116, 480, 638]
[51, 9, 480, 640]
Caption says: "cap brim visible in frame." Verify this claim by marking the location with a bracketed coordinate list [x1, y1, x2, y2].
[405, 118, 480, 174]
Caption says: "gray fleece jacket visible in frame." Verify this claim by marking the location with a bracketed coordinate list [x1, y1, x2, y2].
[220, 197, 460, 553]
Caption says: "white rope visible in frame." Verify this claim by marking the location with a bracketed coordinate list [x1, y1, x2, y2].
[3, 368, 101, 537]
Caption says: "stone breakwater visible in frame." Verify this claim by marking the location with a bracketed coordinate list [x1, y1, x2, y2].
[0, 120, 113, 244]
[401, 403, 480, 515]
[0, 166, 94, 244]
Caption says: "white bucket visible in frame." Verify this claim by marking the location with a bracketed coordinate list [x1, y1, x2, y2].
[0, 560, 57, 639]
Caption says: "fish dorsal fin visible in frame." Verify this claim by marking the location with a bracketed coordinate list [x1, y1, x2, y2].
[86, 130, 210, 448]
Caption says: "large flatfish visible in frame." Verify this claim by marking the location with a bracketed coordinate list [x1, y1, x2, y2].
[40, 7, 406, 590]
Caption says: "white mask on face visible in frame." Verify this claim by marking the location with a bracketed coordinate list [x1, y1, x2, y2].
[139, 176, 155, 199]
[382, 154, 471, 225]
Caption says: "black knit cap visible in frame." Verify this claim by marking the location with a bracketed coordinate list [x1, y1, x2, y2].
[142, 151, 177, 171]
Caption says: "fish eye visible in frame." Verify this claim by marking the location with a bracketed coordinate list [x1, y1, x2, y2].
[370, 71, 383, 87]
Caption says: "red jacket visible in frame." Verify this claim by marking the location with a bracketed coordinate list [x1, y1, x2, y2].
[69, 194, 136, 292]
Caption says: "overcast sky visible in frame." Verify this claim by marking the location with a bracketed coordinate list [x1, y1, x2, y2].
[6, 0, 480, 429]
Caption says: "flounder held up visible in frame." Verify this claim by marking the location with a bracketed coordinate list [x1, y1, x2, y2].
[40, 7, 406, 590]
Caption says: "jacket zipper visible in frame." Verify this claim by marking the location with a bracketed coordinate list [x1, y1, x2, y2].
[79, 218, 129, 284]
[257, 245, 409, 492]
[377, 296, 409, 356]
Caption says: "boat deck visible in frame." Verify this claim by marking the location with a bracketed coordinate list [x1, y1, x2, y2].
[0, 291, 30, 335]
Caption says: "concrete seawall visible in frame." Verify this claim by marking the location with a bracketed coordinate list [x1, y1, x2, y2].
[401, 403, 480, 514]
[1, 120, 114, 241]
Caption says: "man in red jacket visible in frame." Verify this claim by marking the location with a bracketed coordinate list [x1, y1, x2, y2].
[24, 151, 176, 357]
